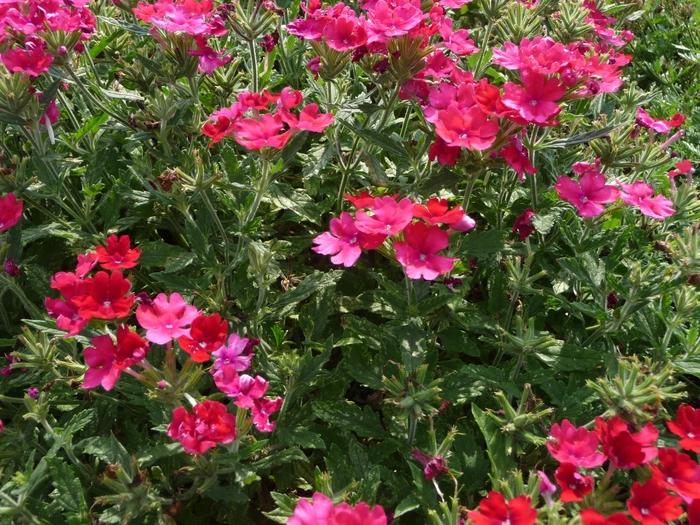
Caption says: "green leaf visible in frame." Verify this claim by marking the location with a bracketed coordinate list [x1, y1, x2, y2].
[46, 457, 88, 525]
[263, 270, 342, 321]
[461, 229, 506, 260]
[472, 404, 517, 477]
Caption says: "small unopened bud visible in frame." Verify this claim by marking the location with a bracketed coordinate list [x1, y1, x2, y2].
[3, 259, 19, 277]
[27, 387, 40, 399]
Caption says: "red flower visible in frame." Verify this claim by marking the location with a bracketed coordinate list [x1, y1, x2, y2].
[580, 509, 632, 525]
[96, 234, 141, 270]
[167, 400, 237, 454]
[627, 479, 682, 525]
[344, 191, 375, 209]
[688, 499, 700, 525]
[468, 491, 537, 525]
[547, 419, 606, 468]
[513, 209, 536, 241]
[497, 136, 537, 179]
[71, 271, 135, 320]
[428, 137, 461, 166]
[667, 404, 700, 453]
[0, 193, 24, 233]
[650, 448, 700, 501]
[596, 416, 658, 469]
[413, 198, 465, 227]
[554, 463, 593, 502]
[177, 313, 228, 363]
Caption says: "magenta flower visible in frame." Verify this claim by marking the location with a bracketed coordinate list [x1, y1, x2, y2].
[190, 38, 231, 74]
[211, 333, 256, 372]
[394, 222, 456, 281]
[0, 193, 24, 233]
[312, 212, 386, 267]
[554, 170, 619, 218]
[136, 292, 199, 344]
[44, 297, 89, 337]
[547, 419, 606, 468]
[620, 182, 675, 220]
[636, 108, 685, 134]
[503, 73, 566, 125]
[251, 396, 283, 432]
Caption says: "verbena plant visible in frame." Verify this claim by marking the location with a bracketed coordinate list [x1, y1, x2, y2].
[0, 0, 698, 522]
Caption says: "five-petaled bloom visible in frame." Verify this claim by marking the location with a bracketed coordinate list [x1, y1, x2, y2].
[288, 492, 388, 525]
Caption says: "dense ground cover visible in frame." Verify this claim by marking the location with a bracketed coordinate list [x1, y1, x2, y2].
[0, 0, 698, 522]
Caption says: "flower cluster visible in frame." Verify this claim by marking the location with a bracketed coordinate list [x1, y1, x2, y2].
[0, 193, 23, 233]
[210, 333, 282, 433]
[133, 0, 231, 74]
[167, 399, 237, 454]
[554, 160, 675, 220]
[313, 193, 474, 280]
[44, 233, 282, 454]
[202, 88, 334, 150]
[288, 492, 388, 525]
[536, 405, 700, 524]
[0, 0, 96, 77]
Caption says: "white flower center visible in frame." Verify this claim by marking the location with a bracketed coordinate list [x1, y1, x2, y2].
[419, 254, 427, 262]
[165, 323, 173, 329]
[103, 301, 112, 307]
[640, 509, 649, 516]
[688, 432, 695, 438]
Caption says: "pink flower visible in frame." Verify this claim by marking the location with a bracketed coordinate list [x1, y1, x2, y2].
[76, 251, 98, 278]
[133, 0, 220, 36]
[211, 333, 257, 372]
[366, 0, 424, 42]
[1, 40, 53, 77]
[45, 297, 88, 336]
[355, 196, 415, 236]
[292, 104, 334, 132]
[394, 222, 456, 280]
[190, 38, 231, 74]
[502, 73, 566, 125]
[547, 419, 606, 468]
[251, 396, 283, 432]
[312, 212, 386, 267]
[288, 492, 388, 525]
[322, 15, 368, 51]
[620, 182, 675, 220]
[554, 170, 619, 218]
[232, 113, 292, 151]
[636, 108, 685, 134]
[0, 193, 23, 233]
[433, 104, 500, 151]
[135, 292, 199, 344]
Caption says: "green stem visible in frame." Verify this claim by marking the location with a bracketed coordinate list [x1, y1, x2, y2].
[248, 39, 259, 92]
[244, 157, 272, 226]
